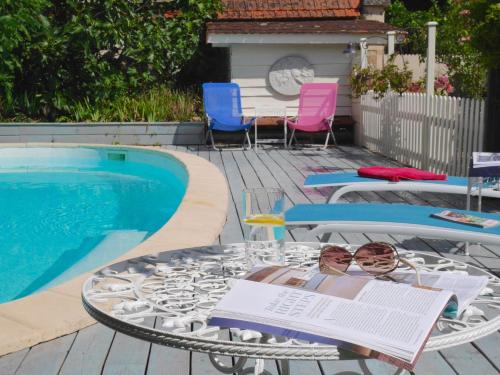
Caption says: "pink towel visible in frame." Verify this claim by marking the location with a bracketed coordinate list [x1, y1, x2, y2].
[358, 166, 447, 182]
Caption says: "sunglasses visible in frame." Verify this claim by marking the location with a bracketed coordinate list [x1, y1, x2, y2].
[319, 242, 421, 285]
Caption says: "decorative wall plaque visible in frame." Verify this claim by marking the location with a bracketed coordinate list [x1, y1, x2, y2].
[268, 56, 315, 96]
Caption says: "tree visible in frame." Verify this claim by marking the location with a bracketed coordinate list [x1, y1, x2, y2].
[0, 0, 221, 120]
[467, 0, 500, 151]
[388, 0, 500, 151]
[0, 0, 49, 113]
[387, 0, 487, 98]
[468, 0, 500, 68]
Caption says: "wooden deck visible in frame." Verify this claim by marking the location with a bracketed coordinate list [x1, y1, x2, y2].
[1, 145, 500, 375]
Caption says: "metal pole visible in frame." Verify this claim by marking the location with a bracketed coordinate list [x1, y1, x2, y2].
[360, 38, 368, 69]
[422, 21, 437, 170]
[426, 22, 438, 96]
[387, 31, 396, 56]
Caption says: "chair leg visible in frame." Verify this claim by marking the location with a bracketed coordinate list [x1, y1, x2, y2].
[330, 128, 337, 146]
[288, 129, 296, 148]
[209, 130, 220, 151]
[322, 129, 337, 149]
[323, 133, 331, 149]
[243, 131, 252, 150]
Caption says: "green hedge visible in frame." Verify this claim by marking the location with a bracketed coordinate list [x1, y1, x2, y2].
[0, 0, 220, 121]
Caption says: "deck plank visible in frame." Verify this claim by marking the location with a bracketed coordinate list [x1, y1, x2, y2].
[146, 318, 190, 375]
[101, 318, 154, 375]
[440, 343, 499, 375]
[14, 333, 75, 375]
[0, 348, 28, 375]
[59, 324, 114, 375]
[284, 359, 323, 375]
[232, 150, 263, 189]
[210, 151, 244, 244]
[210, 152, 242, 243]
[413, 351, 457, 375]
[320, 358, 407, 375]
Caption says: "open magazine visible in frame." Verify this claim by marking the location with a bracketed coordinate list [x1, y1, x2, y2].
[209, 266, 461, 370]
[431, 210, 500, 228]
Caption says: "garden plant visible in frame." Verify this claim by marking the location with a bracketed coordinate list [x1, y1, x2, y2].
[0, 0, 220, 122]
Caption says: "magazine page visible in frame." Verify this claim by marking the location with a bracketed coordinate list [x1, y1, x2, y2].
[320, 265, 489, 315]
[470, 152, 500, 177]
[209, 268, 454, 370]
[384, 270, 487, 315]
[473, 152, 500, 168]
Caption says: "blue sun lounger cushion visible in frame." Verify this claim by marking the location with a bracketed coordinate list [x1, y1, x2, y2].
[285, 203, 500, 245]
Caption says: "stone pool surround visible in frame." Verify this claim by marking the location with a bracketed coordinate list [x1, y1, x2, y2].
[0, 144, 229, 356]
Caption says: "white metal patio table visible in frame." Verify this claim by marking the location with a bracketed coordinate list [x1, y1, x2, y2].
[82, 242, 500, 375]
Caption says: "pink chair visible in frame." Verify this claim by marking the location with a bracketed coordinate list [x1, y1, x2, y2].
[285, 83, 338, 149]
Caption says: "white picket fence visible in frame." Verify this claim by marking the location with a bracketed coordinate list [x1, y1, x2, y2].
[360, 92, 486, 176]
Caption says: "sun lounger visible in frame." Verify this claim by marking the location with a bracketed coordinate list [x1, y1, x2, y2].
[304, 172, 500, 203]
[285, 203, 500, 245]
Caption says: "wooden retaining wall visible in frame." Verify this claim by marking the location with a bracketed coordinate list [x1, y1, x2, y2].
[0, 122, 205, 146]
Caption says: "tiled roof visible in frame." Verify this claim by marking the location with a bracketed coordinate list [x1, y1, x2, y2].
[207, 19, 398, 34]
[217, 0, 361, 20]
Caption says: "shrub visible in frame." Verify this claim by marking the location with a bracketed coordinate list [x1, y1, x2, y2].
[351, 59, 413, 98]
[351, 61, 454, 98]
[34, 86, 202, 123]
[0, 0, 220, 121]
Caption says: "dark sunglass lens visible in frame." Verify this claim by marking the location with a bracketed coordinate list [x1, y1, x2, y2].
[355, 242, 397, 275]
[319, 246, 352, 273]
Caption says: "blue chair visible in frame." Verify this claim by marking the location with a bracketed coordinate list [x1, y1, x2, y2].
[202, 83, 255, 150]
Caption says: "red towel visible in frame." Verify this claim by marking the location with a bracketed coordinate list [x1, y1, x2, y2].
[358, 166, 447, 182]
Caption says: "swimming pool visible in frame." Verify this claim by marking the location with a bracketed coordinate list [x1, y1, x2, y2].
[0, 147, 188, 303]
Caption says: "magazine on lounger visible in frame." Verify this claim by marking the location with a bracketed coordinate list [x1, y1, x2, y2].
[208, 266, 458, 371]
[431, 210, 500, 228]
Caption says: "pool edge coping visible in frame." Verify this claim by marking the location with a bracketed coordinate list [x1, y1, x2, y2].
[0, 144, 229, 356]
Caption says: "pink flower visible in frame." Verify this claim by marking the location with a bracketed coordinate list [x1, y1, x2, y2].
[434, 75, 453, 96]
[408, 81, 424, 93]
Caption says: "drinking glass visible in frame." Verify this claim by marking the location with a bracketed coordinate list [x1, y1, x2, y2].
[242, 188, 285, 269]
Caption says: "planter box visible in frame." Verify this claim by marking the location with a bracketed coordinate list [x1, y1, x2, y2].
[0, 122, 205, 145]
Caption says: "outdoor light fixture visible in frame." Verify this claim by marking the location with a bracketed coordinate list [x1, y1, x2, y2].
[343, 31, 407, 56]
[343, 42, 357, 55]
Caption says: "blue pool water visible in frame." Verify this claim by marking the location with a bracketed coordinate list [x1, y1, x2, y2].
[0, 147, 187, 303]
